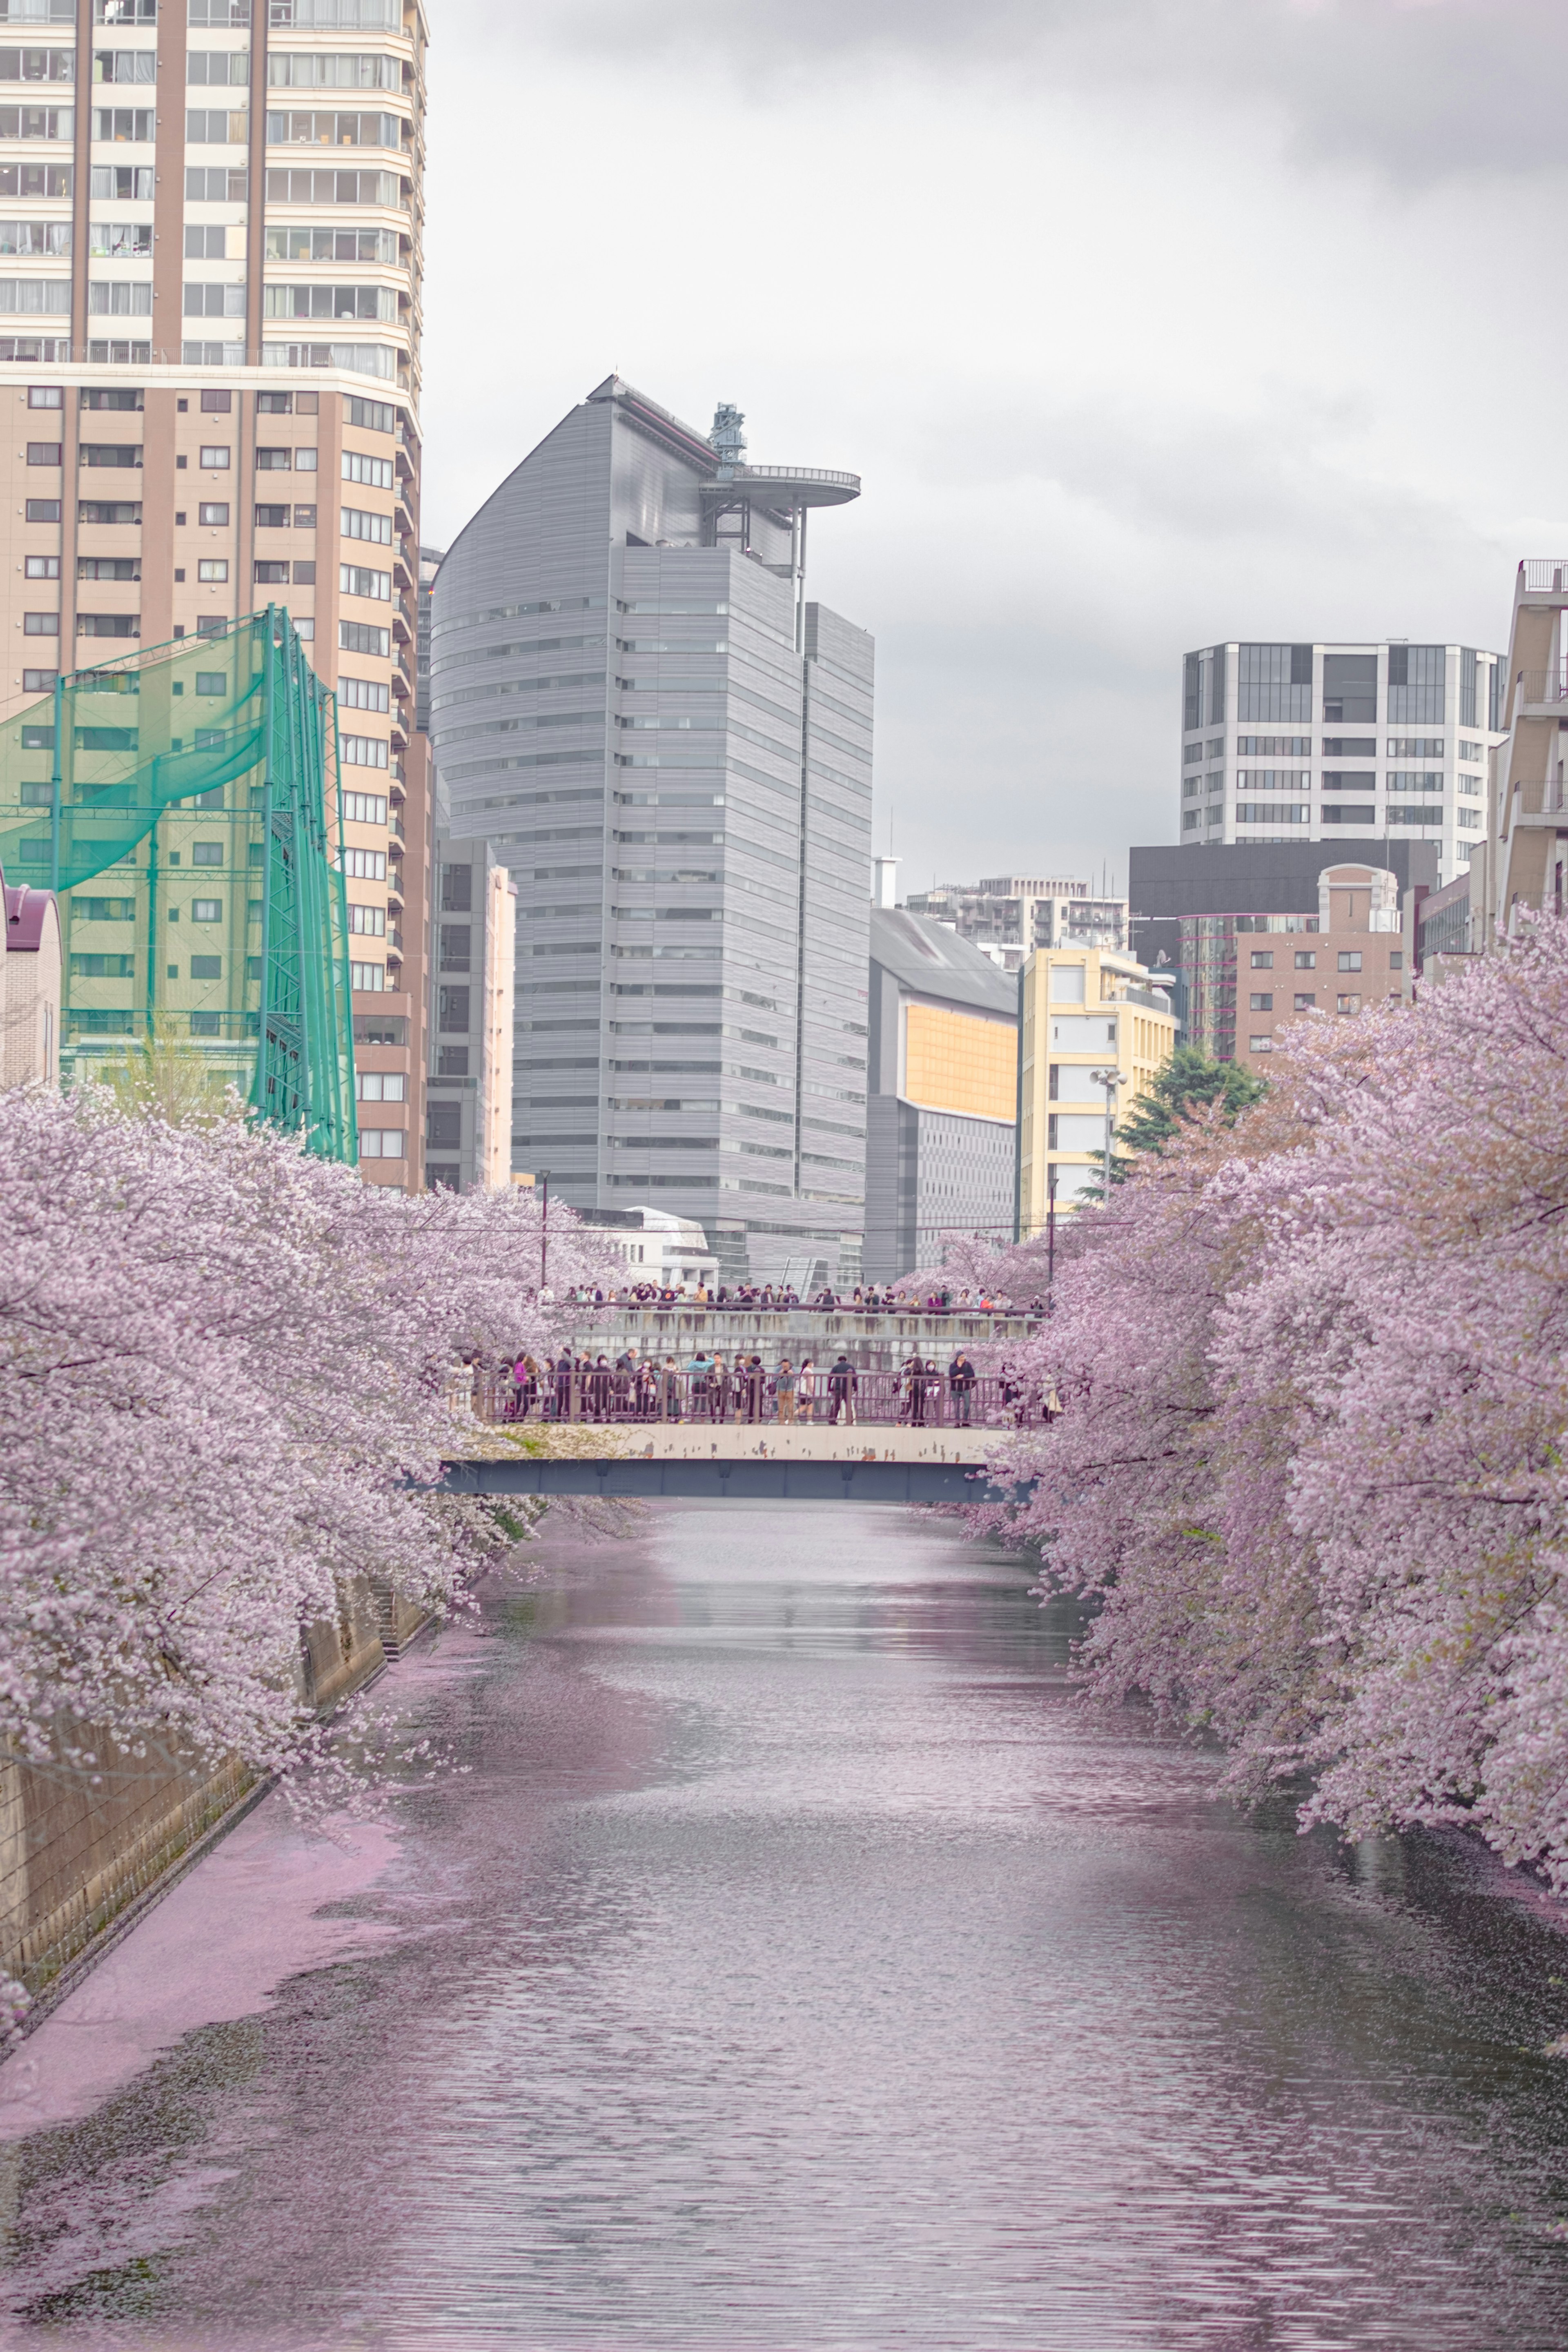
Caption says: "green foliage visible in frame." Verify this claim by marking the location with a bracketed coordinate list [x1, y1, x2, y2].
[1115, 1046, 1267, 1166]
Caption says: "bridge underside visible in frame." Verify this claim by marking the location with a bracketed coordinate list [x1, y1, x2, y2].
[442, 1457, 1025, 1504]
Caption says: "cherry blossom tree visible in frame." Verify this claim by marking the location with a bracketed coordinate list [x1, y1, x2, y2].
[0, 1083, 616, 1812]
[970, 922, 1568, 1889]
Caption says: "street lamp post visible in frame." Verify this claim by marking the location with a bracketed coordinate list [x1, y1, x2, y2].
[538, 1169, 550, 1298]
[1087, 1067, 1127, 1198]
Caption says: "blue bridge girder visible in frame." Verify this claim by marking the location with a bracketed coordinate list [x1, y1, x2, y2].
[439, 1456, 1032, 1505]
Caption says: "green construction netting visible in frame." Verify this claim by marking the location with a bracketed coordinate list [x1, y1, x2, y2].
[0, 610, 357, 1163]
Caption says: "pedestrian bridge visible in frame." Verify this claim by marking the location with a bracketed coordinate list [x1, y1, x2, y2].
[440, 1423, 1031, 1505]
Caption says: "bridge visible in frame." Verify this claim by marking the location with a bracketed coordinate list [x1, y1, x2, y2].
[440, 1421, 1034, 1505]
[439, 1309, 1050, 1502]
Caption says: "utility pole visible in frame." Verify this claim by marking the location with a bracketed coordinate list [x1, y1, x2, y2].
[538, 1169, 550, 1298]
[1046, 1167, 1057, 1291]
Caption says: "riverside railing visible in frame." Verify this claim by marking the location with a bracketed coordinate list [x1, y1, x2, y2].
[464, 1366, 1051, 1432]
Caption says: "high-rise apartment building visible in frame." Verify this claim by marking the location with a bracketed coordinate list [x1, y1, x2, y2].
[1180, 640, 1504, 885]
[428, 377, 873, 1290]
[0, 0, 428, 1186]
[1469, 561, 1568, 949]
[903, 874, 1125, 972]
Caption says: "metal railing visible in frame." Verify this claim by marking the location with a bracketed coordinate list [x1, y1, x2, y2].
[1517, 671, 1568, 707]
[1519, 562, 1568, 594]
[465, 1365, 1051, 1432]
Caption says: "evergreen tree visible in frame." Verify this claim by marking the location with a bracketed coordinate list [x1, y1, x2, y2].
[1114, 1045, 1266, 1167]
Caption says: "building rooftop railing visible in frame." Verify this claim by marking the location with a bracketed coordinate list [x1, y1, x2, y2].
[1519, 562, 1568, 594]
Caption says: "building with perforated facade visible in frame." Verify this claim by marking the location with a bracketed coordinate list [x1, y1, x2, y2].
[428, 376, 872, 1290]
[864, 904, 1018, 1281]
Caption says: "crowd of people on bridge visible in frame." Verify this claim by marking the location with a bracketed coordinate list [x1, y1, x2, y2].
[570, 1279, 1045, 1316]
[478, 1346, 1038, 1428]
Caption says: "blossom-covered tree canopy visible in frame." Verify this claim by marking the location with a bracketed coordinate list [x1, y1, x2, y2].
[0, 1085, 615, 1796]
[971, 919, 1568, 1891]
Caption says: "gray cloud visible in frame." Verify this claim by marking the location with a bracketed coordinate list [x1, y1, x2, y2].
[498, 0, 1568, 183]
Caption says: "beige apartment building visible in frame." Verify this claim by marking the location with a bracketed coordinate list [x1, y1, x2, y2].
[1017, 939, 1178, 1234]
[0, 0, 428, 1185]
[1468, 560, 1568, 950]
[1230, 862, 1408, 1072]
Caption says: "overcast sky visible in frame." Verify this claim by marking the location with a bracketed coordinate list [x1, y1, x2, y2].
[419, 0, 1568, 898]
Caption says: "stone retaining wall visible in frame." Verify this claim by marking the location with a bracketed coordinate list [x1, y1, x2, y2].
[0, 1574, 430, 2025]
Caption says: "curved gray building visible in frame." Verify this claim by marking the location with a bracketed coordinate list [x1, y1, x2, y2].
[428, 376, 873, 1289]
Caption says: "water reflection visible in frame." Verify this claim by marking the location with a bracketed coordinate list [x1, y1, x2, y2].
[3, 1500, 1568, 2348]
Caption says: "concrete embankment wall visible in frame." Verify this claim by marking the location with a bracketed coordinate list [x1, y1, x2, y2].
[0, 1574, 431, 2027]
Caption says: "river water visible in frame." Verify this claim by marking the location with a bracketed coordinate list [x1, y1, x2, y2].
[4, 1500, 1568, 2350]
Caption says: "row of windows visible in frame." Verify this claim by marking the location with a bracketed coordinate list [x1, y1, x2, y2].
[1, 46, 403, 87]
[0, 0, 403, 23]
[1187, 735, 1481, 761]
[1247, 949, 1386, 971]
[0, 102, 411, 143]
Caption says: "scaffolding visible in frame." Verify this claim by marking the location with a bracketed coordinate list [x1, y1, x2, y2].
[0, 608, 356, 1161]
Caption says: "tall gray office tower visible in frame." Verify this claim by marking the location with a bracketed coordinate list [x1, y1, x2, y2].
[428, 377, 872, 1287]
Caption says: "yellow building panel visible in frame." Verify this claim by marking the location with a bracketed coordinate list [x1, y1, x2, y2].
[904, 1002, 1016, 1122]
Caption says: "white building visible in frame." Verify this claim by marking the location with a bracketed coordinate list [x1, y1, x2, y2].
[1180, 641, 1505, 885]
[580, 1206, 718, 1292]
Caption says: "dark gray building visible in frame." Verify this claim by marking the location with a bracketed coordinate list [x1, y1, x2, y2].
[1130, 839, 1441, 1064]
[865, 908, 1018, 1283]
[427, 377, 872, 1290]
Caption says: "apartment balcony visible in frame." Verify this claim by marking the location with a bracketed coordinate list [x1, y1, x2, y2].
[1518, 561, 1568, 604]
[1516, 671, 1568, 717]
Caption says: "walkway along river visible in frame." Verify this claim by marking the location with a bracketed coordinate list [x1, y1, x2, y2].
[4, 1502, 1568, 2347]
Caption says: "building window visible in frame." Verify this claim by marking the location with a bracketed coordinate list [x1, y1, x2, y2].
[26, 441, 60, 464]
[1249, 1036, 1274, 1053]
[342, 790, 386, 824]
[23, 554, 58, 578]
[192, 841, 222, 865]
[339, 847, 385, 878]
[197, 500, 229, 525]
[1336, 993, 1361, 1016]
[1337, 951, 1362, 971]
[22, 610, 58, 633]
[356, 1070, 405, 1100]
[339, 675, 389, 712]
[189, 954, 221, 979]
[347, 902, 385, 935]
[340, 502, 392, 543]
[1293, 992, 1315, 1010]
[1249, 993, 1272, 1011]
[1249, 951, 1273, 969]
[341, 733, 388, 767]
[191, 897, 222, 921]
[253, 559, 289, 583]
[1389, 951, 1403, 971]
[1386, 645, 1445, 726]
[340, 618, 389, 657]
[1237, 642, 1312, 724]
[197, 557, 228, 581]
[339, 562, 390, 600]
[198, 444, 230, 468]
[350, 959, 385, 991]
[358, 1127, 405, 1158]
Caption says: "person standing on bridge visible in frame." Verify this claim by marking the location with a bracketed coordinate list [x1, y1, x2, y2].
[744, 1354, 766, 1422]
[775, 1359, 797, 1423]
[690, 1350, 713, 1420]
[948, 1350, 976, 1426]
[828, 1355, 858, 1424]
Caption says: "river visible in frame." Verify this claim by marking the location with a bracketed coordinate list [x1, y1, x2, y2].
[4, 1500, 1568, 2349]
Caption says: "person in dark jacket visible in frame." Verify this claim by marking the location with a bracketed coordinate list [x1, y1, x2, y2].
[828, 1355, 858, 1425]
[948, 1350, 976, 1425]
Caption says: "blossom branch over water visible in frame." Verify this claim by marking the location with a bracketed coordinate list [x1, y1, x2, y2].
[0, 1087, 616, 1805]
[970, 919, 1568, 1889]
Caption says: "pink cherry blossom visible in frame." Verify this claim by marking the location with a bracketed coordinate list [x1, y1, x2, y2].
[969, 919, 1568, 1889]
[0, 1085, 615, 1809]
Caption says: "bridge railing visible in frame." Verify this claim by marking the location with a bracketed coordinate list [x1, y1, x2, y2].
[464, 1367, 1052, 1432]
